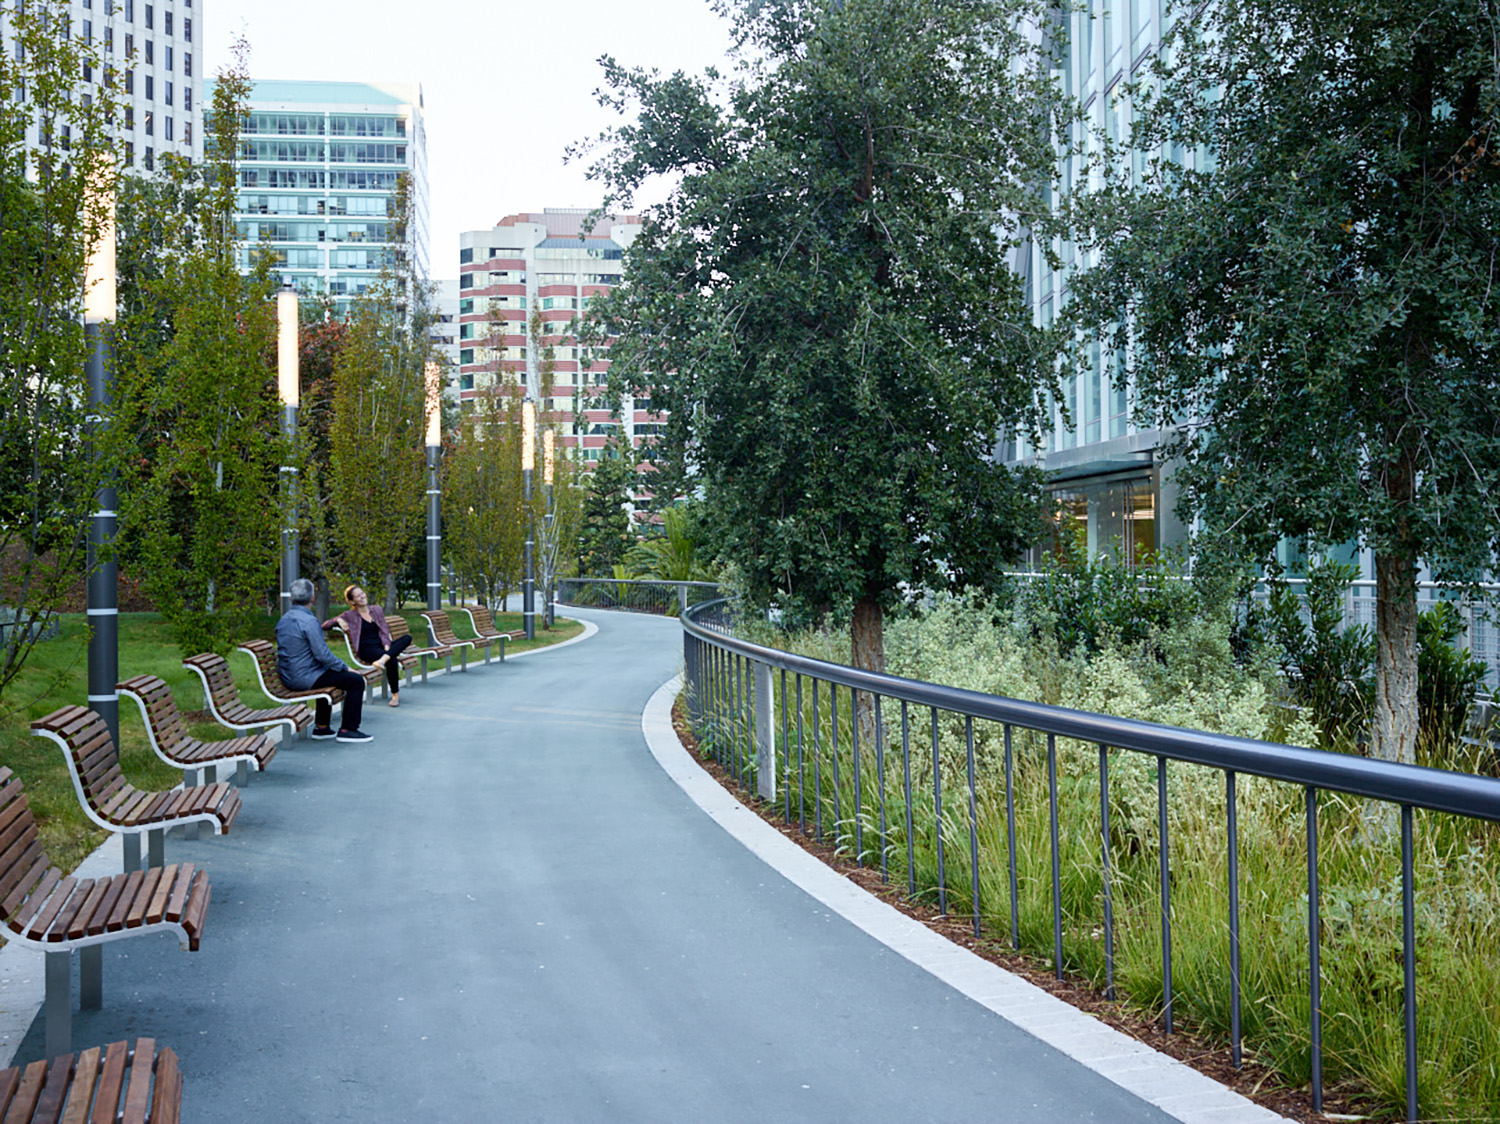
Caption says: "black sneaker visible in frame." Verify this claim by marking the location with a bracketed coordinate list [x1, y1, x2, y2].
[336, 728, 372, 743]
[310, 726, 336, 740]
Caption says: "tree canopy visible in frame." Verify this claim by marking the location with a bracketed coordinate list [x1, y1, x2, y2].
[1068, 0, 1500, 764]
[583, 0, 1062, 668]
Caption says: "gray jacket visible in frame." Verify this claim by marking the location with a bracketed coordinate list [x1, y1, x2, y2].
[276, 604, 348, 689]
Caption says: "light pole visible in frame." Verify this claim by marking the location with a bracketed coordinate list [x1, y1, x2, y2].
[277, 286, 300, 614]
[522, 398, 536, 640]
[543, 428, 555, 629]
[83, 169, 118, 756]
[425, 361, 443, 612]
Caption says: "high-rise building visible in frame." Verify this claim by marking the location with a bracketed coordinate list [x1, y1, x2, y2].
[429, 277, 460, 392]
[1, 0, 204, 171]
[212, 78, 429, 313]
[457, 209, 663, 466]
[1004, 0, 1186, 565]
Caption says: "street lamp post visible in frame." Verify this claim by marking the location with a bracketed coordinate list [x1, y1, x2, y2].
[522, 399, 536, 641]
[425, 362, 443, 612]
[277, 287, 300, 614]
[83, 170, 118, 764]
[543, 429, 555, 629]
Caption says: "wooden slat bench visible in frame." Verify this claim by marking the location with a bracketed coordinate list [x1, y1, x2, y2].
[31, 707, 241, 870]
[328, 613, 455, 685]
[0, 767, 209, 1058]
[117, 674, 276, 788]
[456, 605, 520, 664]
[237, 638, 383, 709]
[0, 1038, 182, 1124]
[182, 652, 313, 741]
[419, 610, 487, 670]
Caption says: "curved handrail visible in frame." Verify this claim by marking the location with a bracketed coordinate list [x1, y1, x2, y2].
[681, 600, 1500, 822]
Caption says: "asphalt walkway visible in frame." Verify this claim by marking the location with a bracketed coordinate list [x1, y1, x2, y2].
[12, 608, 1233, 1122]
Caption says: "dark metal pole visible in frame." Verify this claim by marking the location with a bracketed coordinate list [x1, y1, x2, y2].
[85, 321, 118, 751]
[544, 481, 555, 628]
[426, 445, 441, 611]
[523, 465, 535, 639]
[280, 403, 299, 613]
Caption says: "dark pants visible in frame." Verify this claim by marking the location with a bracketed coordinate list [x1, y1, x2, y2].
[312, 667, 366, 731]
[358, 634, 413, 694]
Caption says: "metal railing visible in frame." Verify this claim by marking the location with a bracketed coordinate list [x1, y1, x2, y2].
[680, 599, 1500, 1123]
[556, 577, 720, 617]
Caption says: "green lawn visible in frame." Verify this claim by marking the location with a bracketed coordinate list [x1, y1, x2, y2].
[0, 606, 582, 872]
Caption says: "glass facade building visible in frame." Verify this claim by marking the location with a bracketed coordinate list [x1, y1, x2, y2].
[212, 79, 429, 315]
[1005, 0, 1190, 565]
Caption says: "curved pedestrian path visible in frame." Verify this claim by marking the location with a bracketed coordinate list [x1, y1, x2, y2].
[7, 608, 1276, 1121]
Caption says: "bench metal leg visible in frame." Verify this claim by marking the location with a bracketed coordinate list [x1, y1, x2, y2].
[404, 662, 413, 689]
[236, 759, 249, 786]
[80, 945, 101, 1010]
[45, 951, 71, 1059]
[147, 828, 164, 869]
[420, 655, 429, 684]
[499, 637, 506, 663]
[123, 834, 141, 873]
[183, 769, 200, 841]
[444, 653, 452, 675]
[460, 647, 468, 672]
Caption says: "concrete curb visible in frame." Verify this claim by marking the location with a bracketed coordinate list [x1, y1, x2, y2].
[640, 674, 1293, 1124]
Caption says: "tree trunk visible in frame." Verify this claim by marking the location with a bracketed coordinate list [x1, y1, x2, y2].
[313, 576, 330, 625]
[383, 571, 399, 616]
[851, 595, 885, 751]
[1372, 550, 1419, 766]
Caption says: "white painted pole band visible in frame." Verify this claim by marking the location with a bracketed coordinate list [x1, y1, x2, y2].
[86, 608, 118, 617]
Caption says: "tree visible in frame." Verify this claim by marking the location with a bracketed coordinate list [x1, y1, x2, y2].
[120, 38, 285, 655]
[444, 387, 529, 610]
[1067, 0, 1500, 766]
[0, 0, 121, 701]
[582, 0, 1057, 673]
[326, 175, 432, 613]
[576, 445, 637, 577]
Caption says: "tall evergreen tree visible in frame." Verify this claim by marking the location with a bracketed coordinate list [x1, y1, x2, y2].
[1068, 0, 1500, 767]
[583, 0, 1059, 670]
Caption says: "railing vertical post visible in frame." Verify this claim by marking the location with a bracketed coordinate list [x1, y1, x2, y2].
[1048, 732, 1063, 980]
[1227, 769, 1242, 1069]
[1005, 724, 1019, 949]
[1402, 803, 1418, 1124]
[965, 715, 981, 937]
[877, 695, 888, 883]
[781, 668, 791, 823]
[1306, 786, 1323, 1113]
[902, 701, 915, 899]
[931, 707, 946, 916]
[1159, 755, 1173, 1032]
[1099, 743, 1115, 1000]
[755, 659, 775, 802]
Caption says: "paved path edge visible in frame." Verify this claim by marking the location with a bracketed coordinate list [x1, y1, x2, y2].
[641, 674, 1293, 1124]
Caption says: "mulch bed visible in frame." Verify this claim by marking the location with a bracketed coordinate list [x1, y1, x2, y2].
[670, 696, 1385, 1124]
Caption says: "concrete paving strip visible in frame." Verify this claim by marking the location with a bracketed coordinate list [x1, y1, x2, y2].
[640, 674, 1293, 1124]
[0, 615, 599, 1069]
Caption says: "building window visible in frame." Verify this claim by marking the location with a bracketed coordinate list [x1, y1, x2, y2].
[104, 26, 112, 51]
[145, 39, 152, 64]
[144, 145, 153, 170]
[124, 70, 133, 93]
[183, 120, 191, 144]
[459, 273, 473, 290]
[164, 81, 172, 105]
[123, 106, 133, 127]
[125, 33, 133, 55]
[183, 86, 190, 110]
[164, 10, 171, 35]
[459, 247, 473, 264]
[125, 0, 133, 20]
[83, 63, 91, 82]
[164, 115, 172, 140]
[183, 17, 191, 41]
[124, 140, 133, 164]
[144, 111, 152, 135]
[183, 52, 190, 76]
[459, 348, 474, 365]
[145, 4, 152, 29]
[164, 45, 171, 70]
[144, 75, 152, 99]
[82, 18, 91, 40]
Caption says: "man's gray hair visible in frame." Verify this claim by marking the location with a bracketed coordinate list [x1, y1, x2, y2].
[290, 578, 315, 605]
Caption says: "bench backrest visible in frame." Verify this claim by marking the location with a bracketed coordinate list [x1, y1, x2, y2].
[239, 639, 279, 685]
[421, 611, 465, 646]
[117, 675, 190, 749]
[0, 768, 60, 937]
[469, 605, 497, 634]
[183, 652, 239, 711]
[387, 614, 412, 641]
[31, 707, 126, 817]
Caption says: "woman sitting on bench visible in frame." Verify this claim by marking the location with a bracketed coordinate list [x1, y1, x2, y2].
[325, 584, 413, 707]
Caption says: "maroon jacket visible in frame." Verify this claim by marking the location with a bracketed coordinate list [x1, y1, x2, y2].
[324, 605, 392, 655]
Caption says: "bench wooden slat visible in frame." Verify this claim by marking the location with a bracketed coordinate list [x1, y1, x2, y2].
[4, 1059, 47, 1124]
[144, 1047, 179, 1124]
[26, 875, 79, 943]
[11, 866, 61, 933]
[163, 865, 194, 924]
[119, 1039, 155, 1124]
[56, 1045, 100, 1124]
[124, 869, 163, 931]
[105, 872, 145, 933]
[62, 880, 107, 943]
[32, 1047, 74, 1123]
[91, 1042, 129, 1124]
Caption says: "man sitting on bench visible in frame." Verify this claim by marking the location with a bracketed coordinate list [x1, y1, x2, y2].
[275, 578, 372, 744]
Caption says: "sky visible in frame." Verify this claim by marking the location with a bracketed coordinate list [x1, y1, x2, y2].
[202, 0, 739, 280]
